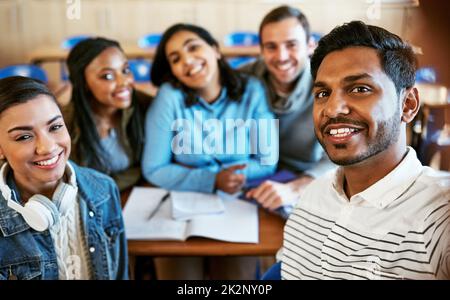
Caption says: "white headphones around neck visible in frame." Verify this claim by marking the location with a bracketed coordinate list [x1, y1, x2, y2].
[0, 162, 78, 232]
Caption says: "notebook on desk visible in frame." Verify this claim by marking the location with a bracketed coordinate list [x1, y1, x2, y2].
[123, 187, 259, 243]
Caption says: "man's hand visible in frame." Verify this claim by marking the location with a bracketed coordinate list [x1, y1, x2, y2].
[245, 175, 314, 210]
[215, 164, 246, 194]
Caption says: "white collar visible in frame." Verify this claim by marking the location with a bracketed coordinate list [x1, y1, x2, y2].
[332, 147, 423, 209]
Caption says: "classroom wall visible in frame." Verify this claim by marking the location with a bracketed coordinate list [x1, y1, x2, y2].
[2, 0, 447, 88]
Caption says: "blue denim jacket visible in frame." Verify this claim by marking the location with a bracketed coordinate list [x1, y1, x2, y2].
[0, 162, 128, 280]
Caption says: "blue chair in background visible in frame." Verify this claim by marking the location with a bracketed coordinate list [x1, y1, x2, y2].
[61, 34, 91, 50]
[0, 64, 48, 83]
[308, 31, 323, 57]
[227, 56, 257, 69]
[261, 261, 281, 280]
[60, 35, 91, 81]
[416, 67, 437, 84]
[128, 59, 152, 83]
[138, 33, 162, 48]
[224, 31, 259, 69]
[310, 32, 323, 44]
[224, 31, 259, 47]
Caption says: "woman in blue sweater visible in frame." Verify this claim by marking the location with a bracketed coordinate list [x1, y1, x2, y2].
[142, 23, 278, 194]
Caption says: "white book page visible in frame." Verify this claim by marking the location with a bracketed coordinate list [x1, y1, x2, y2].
[186, 199, 259, 243]
[171, 191, 225, 221]
[123, 187, 187, 240]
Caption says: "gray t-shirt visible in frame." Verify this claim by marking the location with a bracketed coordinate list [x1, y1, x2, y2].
[100, 128, 130, 173]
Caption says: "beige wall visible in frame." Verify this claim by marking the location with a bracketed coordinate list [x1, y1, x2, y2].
[1, 0, 447, 87]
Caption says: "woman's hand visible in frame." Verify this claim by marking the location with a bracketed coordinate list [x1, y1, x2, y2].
[214, 164, 247, 194]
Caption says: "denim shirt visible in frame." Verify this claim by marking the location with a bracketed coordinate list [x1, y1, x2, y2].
[0, 162, 128, 280]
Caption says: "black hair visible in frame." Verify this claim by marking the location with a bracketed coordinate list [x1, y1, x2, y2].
[67, 37, 144, 173]
[311, 21, 417, 94]
[259, 5, 311, 44]
[151, 23, 248, 106]
[0, 76, 58, 115]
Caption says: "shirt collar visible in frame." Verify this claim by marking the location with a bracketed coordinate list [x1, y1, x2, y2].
[261, 60, 313, 115]
[332, 147, 423, 209]
[196, 88, 227, 111]
[289, 63, 313, 99]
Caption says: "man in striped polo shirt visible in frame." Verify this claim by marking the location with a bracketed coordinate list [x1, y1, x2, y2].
[281, 21, 450, 280]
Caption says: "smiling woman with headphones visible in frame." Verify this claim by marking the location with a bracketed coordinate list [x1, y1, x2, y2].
[0, 76, 128, 280]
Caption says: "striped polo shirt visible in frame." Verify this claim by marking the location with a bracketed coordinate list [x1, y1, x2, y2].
[281, 147, 450, 280]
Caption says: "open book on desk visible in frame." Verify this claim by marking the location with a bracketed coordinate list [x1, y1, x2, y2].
[123, 187, 259, 243]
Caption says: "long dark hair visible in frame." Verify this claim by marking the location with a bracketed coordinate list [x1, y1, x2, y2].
[67, 37, 144, 173]
[151, 23, 248, 106]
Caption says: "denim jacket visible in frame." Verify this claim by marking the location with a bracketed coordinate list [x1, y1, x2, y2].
[0, 162, 128, 280]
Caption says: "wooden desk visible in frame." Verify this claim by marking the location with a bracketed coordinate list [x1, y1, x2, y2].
[121, 189, 285, 257]
[29, 44, 260, 64]
[128, 207, 285, 257]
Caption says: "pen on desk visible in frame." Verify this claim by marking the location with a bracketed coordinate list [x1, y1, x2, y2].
[148, 191, 170, 220]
